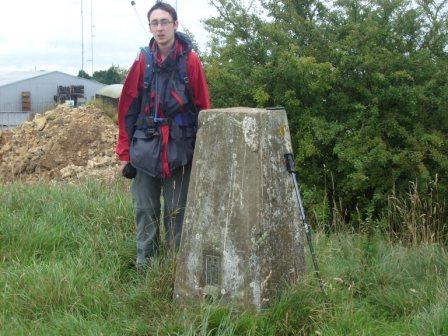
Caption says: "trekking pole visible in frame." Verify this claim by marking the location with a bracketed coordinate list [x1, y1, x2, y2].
[284, 153, 326, 296]
[130, 1, 150, 38]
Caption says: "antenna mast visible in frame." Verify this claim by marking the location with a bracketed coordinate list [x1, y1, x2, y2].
[81, 0, 84, 70]
[90, 0, 95, 75]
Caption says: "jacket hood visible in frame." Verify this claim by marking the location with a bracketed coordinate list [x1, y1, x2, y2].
[149, 31, 193, 55]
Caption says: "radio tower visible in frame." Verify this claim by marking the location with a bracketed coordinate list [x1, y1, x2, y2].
[81, 0, 84, 71]
[90, 0, 95, 75]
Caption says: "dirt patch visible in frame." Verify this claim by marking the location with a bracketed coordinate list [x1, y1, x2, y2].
[0, 130, 12, 162]
[0, 105, 120, 184]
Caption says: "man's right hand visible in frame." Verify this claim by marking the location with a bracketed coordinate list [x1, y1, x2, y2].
[121, 162, 137, 179]
[119, 161, 128, 174]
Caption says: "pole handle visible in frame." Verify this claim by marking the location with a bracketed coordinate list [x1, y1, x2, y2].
[284, 153, 295, 173]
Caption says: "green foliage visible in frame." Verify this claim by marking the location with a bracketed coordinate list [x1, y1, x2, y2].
[93, 65, 128, 84]
[203, 0, 448, 228]
[77, 69, 91, 79]
[0, 182, 447, 334]
[77, 65, 128, 84]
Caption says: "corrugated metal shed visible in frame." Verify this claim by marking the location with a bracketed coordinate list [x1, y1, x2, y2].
[0, 71, 106, 129]
[0, 111, 30, 129]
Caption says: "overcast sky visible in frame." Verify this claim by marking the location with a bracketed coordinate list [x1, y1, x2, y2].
[0, 0, 216, 75]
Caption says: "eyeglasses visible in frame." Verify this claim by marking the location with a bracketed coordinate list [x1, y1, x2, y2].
[149, 19, 174, 28]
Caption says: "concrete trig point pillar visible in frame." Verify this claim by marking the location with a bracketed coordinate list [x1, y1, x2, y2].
[174, 107, 306, 311]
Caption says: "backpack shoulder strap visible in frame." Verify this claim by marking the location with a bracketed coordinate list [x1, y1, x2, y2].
[177, 51, 199, 114]
[136, 46, 154, 120]
[140, 46, 154, 90]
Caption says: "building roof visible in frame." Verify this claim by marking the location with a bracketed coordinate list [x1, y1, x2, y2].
[0, 70, 104, 88]
[96, 84, 123, 99]
[0, 70, 52, 87]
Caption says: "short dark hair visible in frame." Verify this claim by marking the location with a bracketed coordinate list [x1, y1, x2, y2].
[147, 2, 178, 22]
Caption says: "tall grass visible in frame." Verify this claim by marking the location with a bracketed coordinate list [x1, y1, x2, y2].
[0, 180, 447, 335]
[312, 173, 447, 246]
[386, 177, 447, 245]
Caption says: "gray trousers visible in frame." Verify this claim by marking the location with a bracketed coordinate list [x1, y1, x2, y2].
[131, 165, 191, 266]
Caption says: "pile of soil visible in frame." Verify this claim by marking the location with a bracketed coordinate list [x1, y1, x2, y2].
[0, 105, 120, 183]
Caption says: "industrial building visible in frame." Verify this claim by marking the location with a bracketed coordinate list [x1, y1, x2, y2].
[0, 71, 105, 129]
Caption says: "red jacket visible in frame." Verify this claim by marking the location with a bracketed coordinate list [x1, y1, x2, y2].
[116, 39, 211, 163]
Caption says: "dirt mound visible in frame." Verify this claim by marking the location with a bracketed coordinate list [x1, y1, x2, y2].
[0, 105, 120, 183]
[0, 130, 12, 160]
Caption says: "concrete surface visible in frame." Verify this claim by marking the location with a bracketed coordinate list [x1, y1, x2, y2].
[174, 107, 306, 311]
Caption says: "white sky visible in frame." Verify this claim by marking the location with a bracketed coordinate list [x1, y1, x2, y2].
[0, 0, 216, 75]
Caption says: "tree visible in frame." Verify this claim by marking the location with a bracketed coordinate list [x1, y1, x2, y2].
[203, 0, 448, 228]
[92, 65, 128, 84]
[77, 69, 91, 79]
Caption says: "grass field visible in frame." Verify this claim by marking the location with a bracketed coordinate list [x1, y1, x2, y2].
[0, 180, 447, 335]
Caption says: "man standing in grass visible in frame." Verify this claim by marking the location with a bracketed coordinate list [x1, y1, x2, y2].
[116, 2, 210, 268]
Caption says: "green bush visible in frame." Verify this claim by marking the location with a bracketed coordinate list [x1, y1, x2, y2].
[203, 0, 448, 232]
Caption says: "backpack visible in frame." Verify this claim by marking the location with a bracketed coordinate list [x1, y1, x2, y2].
[138, 46, 198, 127]
[129, 42, 198, 178]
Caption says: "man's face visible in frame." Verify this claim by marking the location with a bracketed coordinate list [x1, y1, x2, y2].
[149, 9, 178, 48]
